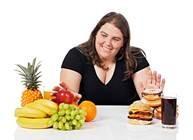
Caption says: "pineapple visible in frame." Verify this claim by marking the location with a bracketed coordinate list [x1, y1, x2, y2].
[16, 58, 43, 106]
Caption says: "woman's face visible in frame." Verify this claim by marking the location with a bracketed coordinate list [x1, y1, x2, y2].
[95, 23, 124, 61]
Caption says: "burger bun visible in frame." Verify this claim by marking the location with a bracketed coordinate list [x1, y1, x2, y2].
[141, 98, 161, 107]
[142, 88, 162, 101]
[128, 119, 152, 125]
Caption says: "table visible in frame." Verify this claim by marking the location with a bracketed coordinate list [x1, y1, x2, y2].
[14, 106, 177, 140]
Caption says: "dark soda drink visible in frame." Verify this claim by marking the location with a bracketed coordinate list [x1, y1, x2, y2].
[161, 96, 177, 128]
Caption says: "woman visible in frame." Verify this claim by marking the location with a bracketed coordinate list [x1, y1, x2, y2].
[60, 12, 165, 105]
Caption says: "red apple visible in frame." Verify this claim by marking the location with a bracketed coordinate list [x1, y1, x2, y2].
[52, 89, 75, 104]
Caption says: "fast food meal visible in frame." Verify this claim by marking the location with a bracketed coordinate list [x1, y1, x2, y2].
[128, 100, 153, 125]
[141, 88, 162, 107]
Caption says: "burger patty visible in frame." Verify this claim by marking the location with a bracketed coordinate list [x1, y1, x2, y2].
[128, 116, 153, 121]
[128, 114, 153, 120]
[129, 111, 152, 116]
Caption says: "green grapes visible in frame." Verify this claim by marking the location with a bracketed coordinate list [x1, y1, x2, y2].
[50, 104, 86, 131]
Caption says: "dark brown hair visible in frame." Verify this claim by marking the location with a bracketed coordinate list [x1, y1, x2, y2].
[79, 12, 143, 80]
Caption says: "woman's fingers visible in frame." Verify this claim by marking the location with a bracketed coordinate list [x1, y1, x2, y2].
[146, 70, 152, 85]
[145, 70, 165, 91]
[65, 88, 82, 98]
[67, 89, 82, 103]
[155, 72, 165, 90]
[156, 73, 161, 88]
[54, 82, 82, 103]
[73, 91, 82, 99]
[59, 82, 68, 90]
[152, 71, 157, 85]
[160, 78, 165, 91]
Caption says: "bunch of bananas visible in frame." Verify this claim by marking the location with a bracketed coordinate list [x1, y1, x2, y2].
[15, 99, 58, 129]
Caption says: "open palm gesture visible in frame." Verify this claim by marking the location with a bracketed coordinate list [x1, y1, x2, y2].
[145, 70, 165, 91]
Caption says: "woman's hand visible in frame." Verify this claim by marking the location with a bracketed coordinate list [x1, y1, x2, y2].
[53, 82, 82, 104]
[59, 82, 82, 103]
[145, 70, 165, 91]
[67, 89, 82, 104]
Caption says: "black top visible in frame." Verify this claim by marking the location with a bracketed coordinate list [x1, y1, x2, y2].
[61, 47, 149, 105]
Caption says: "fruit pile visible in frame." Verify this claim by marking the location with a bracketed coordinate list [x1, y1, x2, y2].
[15, 58, 97, 130]
[50, 103, 86, 130]
[15, 99, 58, 129]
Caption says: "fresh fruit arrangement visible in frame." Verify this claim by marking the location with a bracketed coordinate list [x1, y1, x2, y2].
[16, 58, 43, 106]
[15, 99, 58, 129]
[15, 58, 97, 130]
[49, 103, 86, 130]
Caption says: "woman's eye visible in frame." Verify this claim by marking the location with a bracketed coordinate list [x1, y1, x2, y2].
[101, 34, 107, 37]
[113, 38, 120, 42]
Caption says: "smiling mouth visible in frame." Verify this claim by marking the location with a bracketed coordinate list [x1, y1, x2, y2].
[102, 46, 113, 52]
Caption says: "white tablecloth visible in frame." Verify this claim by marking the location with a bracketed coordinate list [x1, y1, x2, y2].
[13, 106, 179, 140]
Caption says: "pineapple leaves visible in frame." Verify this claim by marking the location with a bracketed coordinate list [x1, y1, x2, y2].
[34, 63, 41, 74]
[15, 57, 42, 89]
[32, 57, 37, 68]
[16, 64, 28, 74]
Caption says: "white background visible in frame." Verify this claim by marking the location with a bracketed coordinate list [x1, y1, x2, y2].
[0, 0, 192, 139]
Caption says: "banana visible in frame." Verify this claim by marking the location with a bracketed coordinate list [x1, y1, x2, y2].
[34, 99, 58, 111]
[16, 117, 52, 129]
[25, 102, 57, 116]
[15, 106, 47, 118]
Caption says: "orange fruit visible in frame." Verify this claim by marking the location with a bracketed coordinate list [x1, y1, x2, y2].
[43, 91, 55, 100]
[79, 100, 97, 122]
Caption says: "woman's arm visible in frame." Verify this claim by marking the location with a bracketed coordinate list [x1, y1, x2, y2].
[60, 68, 82, 100]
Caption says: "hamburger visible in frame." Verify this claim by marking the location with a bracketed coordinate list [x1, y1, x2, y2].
[128, 100, 153, 125]
[153, 106, 161, 120]
[141, 88, 162, 107]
